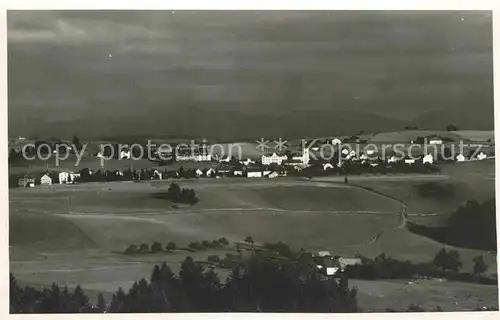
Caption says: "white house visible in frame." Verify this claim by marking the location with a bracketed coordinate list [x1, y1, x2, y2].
[366, 149, 375, 155]
[404, 158, 416, 164]
[219, 156, 231, 163]
[194, 154, 212, 162]
[477, 152, 487, 160]
[261, 152, 288, 165]
[331, 138, 342, 145]
[233, 170, 243, 176]
[153, 170, 163, 180]
[195, 169, 203, 177]
[247, 171, 262, 178]
[40, 174, 52, 185]
[206, 168, 216, 177]
[59, 172, 70, 184]
[69, 173, 81, 183]
[268, 172, 279, 179]
[263, 170, 272, 176]
[241, 158, 255, 166]
[323, 163, 334, 170]
[422, 153, 434, 164]
[341, 148, 350, 156]
[429, 138, 443, 145]
[387, 155, 398, 163]
[345, 150, 356, 160]
[120, 150, 131, 159]
[456, 153, 465, 162]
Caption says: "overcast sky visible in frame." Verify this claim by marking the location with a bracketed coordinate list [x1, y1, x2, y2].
[7, 11, 494, 138]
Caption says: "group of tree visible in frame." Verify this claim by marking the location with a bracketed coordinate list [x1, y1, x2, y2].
[10, 274, 102, 313]
[302, 161, 440, 178]
[11, 255, 360, 313]
[407, 198, 497, 251]
[404, 126, 419, 130]
[124, 241, 178, 255]
[343, 249, 494, 284]
[166, 183, 199, 205]
[188, 238, 229, 251]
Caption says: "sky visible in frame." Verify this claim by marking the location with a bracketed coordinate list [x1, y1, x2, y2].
[7, 11, 494, 140]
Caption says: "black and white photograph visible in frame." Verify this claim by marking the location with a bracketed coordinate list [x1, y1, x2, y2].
[6, 8, 499, 314]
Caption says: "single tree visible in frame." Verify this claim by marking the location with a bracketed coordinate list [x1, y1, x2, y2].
[139, 243, 150, 253]
[166, 241, 177, 251]
[244, 236, 254, 246]
[151, 242, 163, 253]
[96, 293, 106, 312]
[446, 124, 458, 131]
[473, 255, 488, 275]
[218, 237, 229, 246]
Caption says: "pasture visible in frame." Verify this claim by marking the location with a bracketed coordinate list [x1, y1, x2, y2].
[9, 159, 497, 307]
[10, 178, 402, 299]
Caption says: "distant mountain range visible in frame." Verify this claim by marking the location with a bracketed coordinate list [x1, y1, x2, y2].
[8, 103, 494, 142]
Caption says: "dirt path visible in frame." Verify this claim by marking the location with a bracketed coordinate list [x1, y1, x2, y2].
[308, 179, 408, 248]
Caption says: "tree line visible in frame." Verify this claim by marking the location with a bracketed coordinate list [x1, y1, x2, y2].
[407, 198, 497, 251]
[11, 256, 359, 313]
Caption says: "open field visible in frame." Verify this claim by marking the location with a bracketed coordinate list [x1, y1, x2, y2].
[367, 130, 494, 143]
[9, 161, 497, 309]
[353, 278, 499, 312]
[10, 178, 401, 300]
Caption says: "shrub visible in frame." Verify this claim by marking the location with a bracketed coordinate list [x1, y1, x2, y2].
[125, 244, 138, 254]
[218, 237, 229, 246]
[165, 241, 177, 251]
[188, 242, 204, 251]
[151, 242, 163, 253]
[138, 243, 150, 253]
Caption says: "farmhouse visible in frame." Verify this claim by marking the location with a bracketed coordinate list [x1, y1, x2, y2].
[152, 170, 163, 180]
[59, 172, 70, 184]
[268, 172, 279, 179]
[387, 155, 397, 163]
[246, 167, 263, 178]
[241, 158, 255, 166]
[261, 152, 288, 165]
[233, 170, 243, 176]
[456, 153, 465, 162]
[120, 150, 131, 159]
[18, 176, 35, 188]
[331, 138, 342, 145]
[176, 146, 212, 162]
[59, 172, 80, 184]
[477, 152, 487, 160]
[323, 163, 334, 170]
[195, 169, 203, 177]
[40, 174, 52, 185]
[219, 156, 231, 163]
[70, 173, 81, 182]
[206, 168, 216, 177]
[404, 158, 416, 164]
[422, 153, 434, 164]
[428, 137, 443, 145]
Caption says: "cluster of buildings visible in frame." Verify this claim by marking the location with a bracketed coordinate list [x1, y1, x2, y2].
[17, 171, 81, 187]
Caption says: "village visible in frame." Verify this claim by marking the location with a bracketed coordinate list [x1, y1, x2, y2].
[11, 134, 495, 188]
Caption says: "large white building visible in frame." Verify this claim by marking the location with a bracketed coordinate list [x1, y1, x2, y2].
[59, 172, 80, 184]
[261, 152, 288, 165]
[291, 148, 310, 166]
